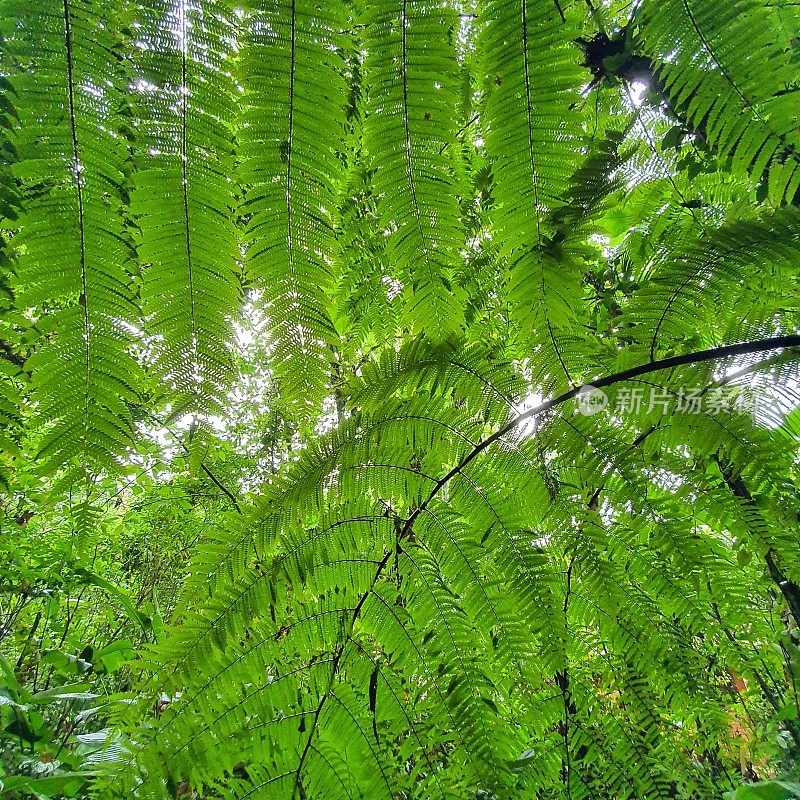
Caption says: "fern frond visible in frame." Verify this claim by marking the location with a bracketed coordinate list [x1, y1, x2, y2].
[0, 148, 23, 491]
[130, 0, 241, 417]
[635, 0, 800, 204]
[480, 0, 588, 390]
[237, 0, 349, 409]
[2, 0, 142, 476]
[102, 335, 800, 798]
[362, 0, 467, 335]
[622, 206, 800, 361]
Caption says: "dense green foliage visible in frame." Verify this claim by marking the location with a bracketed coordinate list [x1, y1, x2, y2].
[1, 0, 800, 798]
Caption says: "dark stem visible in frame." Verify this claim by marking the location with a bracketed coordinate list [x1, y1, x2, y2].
[200, 463, 242, 515]
[714, 455, 800, 628]
[421, 335, 800, 510]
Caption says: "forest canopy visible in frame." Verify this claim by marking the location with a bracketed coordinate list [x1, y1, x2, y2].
[1, 0, 800, 798]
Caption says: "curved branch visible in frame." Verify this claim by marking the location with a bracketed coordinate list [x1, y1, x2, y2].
[414, 335, 800, 521]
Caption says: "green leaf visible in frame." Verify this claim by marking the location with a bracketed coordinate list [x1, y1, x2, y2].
[72, 569, 150, 631]
[0, 772, 89, 798]
[732, 781, 800, 800]
[31, 684, 95, 705]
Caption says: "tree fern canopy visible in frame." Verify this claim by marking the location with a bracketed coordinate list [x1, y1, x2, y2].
[0, 0, 799, 798]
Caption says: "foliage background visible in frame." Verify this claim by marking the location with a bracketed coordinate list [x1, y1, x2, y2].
[0, 0, 799, 798]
